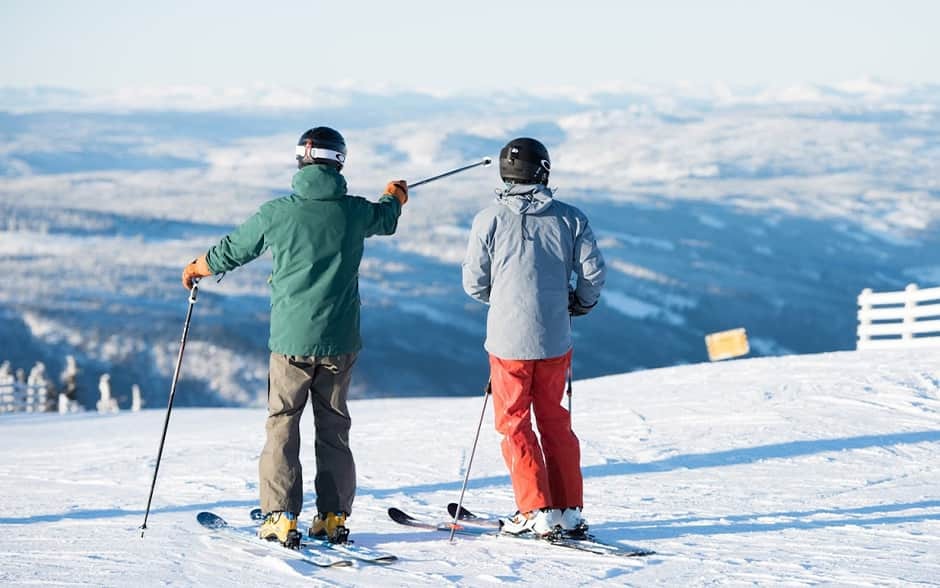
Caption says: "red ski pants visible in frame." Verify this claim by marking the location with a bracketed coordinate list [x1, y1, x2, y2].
[489, 350, 582, 513]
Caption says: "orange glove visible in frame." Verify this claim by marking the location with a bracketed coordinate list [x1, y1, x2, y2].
[182, 254, 213, 289]
[384, 180, 408, 205]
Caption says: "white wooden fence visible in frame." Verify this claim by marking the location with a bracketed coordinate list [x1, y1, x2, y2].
[857, 283, 940, 350]
[0, 377, 54, 413]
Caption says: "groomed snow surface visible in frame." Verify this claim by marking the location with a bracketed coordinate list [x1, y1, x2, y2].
[2, 349, 939, 586]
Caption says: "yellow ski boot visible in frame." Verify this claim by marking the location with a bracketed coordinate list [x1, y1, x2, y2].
[309, 512, 349, 544]
[258, 511, 301, 548]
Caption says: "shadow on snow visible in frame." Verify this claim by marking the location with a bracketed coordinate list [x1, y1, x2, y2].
[364, 429, 940, 498]
[596, 499, 940, 541]
[3, 428, 938, 535]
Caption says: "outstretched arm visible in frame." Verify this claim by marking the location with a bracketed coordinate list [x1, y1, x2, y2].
[363, 180, 407, 237]
[181, 210, 268, 289]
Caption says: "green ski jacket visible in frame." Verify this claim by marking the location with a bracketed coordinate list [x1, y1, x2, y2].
[205, 164, 402, 356]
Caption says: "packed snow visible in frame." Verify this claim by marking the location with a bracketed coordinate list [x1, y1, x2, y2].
[1, 349, 938, 586]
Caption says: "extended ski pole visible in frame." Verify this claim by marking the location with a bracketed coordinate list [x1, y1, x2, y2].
[449, 379, 492, 542]
[141, 280, 200, 538]
[409, 157, 492, 189]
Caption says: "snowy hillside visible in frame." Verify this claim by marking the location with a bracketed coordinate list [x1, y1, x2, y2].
[2, 81, 940, 408]
[1, 350, 938, 586]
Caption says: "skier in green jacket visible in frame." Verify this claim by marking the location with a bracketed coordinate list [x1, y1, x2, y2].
[181, 126, 407, 547]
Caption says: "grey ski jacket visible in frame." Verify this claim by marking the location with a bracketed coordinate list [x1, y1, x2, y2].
[462, 185, 606, 360]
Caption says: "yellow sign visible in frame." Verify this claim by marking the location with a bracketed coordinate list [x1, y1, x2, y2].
[705, 328, 750, 361]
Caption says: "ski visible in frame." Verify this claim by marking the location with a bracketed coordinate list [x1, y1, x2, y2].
[249, 508, 397, 564]
[196, 511, 353, 568]
[387, 506, 490, 536]
[388, 506, 654, 558]
[447, 503, 655, 558]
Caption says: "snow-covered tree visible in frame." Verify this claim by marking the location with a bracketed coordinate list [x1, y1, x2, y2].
[96, 373, 119, 414]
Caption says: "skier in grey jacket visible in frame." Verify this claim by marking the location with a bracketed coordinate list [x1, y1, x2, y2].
[462, 137, 606, 536]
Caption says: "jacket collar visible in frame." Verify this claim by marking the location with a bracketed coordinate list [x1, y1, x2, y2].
[291, 164, 348, 200]
[495, 183, 555, 215]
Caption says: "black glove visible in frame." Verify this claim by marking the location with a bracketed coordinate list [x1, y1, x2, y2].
[568, 291, 597, 317]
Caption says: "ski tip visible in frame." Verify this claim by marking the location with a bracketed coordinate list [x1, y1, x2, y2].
[373, 555, 399, 563]
[387, 507, 416, 523]
[196, 511, 227, 529]
[447, 502, 478, 520]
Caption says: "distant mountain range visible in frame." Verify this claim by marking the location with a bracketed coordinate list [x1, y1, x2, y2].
[1, 82, 938, 408]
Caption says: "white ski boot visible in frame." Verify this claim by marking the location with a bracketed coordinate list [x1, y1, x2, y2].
[499, 508, 560, 537]
[559, 507, 588, 536]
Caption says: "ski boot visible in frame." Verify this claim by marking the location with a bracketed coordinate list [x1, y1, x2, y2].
[309, 512, 349, 544]
[499, 508, 560, 538]
[258, 511, 301, 549]
[559, 506, 589, 538]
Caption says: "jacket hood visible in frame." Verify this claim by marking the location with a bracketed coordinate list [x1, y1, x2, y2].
[291, 164, 348, 200]
[495, 183, 555, 215]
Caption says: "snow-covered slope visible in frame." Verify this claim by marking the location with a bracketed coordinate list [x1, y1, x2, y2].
[1, 349, 938, 586]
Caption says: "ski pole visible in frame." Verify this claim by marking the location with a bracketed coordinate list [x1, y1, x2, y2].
[448, 378, 492, 542]
[141, 280, 200, 538]
[567, 318, 573, 414]
[566, 356, 573, 415]
[409, 157, 492, 189]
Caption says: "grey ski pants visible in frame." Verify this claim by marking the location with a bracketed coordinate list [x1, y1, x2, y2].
[259, 351, 357, 517]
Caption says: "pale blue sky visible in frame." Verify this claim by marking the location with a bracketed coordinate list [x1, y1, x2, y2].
[1, 0, 937, 91]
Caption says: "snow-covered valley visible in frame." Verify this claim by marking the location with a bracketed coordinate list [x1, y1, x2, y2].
[2, 82, 940, 408]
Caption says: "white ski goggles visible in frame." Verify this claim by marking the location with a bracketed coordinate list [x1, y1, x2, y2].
[295, 145, 346, 165]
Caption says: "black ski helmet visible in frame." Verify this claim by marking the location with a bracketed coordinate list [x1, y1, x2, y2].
[499, 137, 551, 185]
[296, 126, 347, 170]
